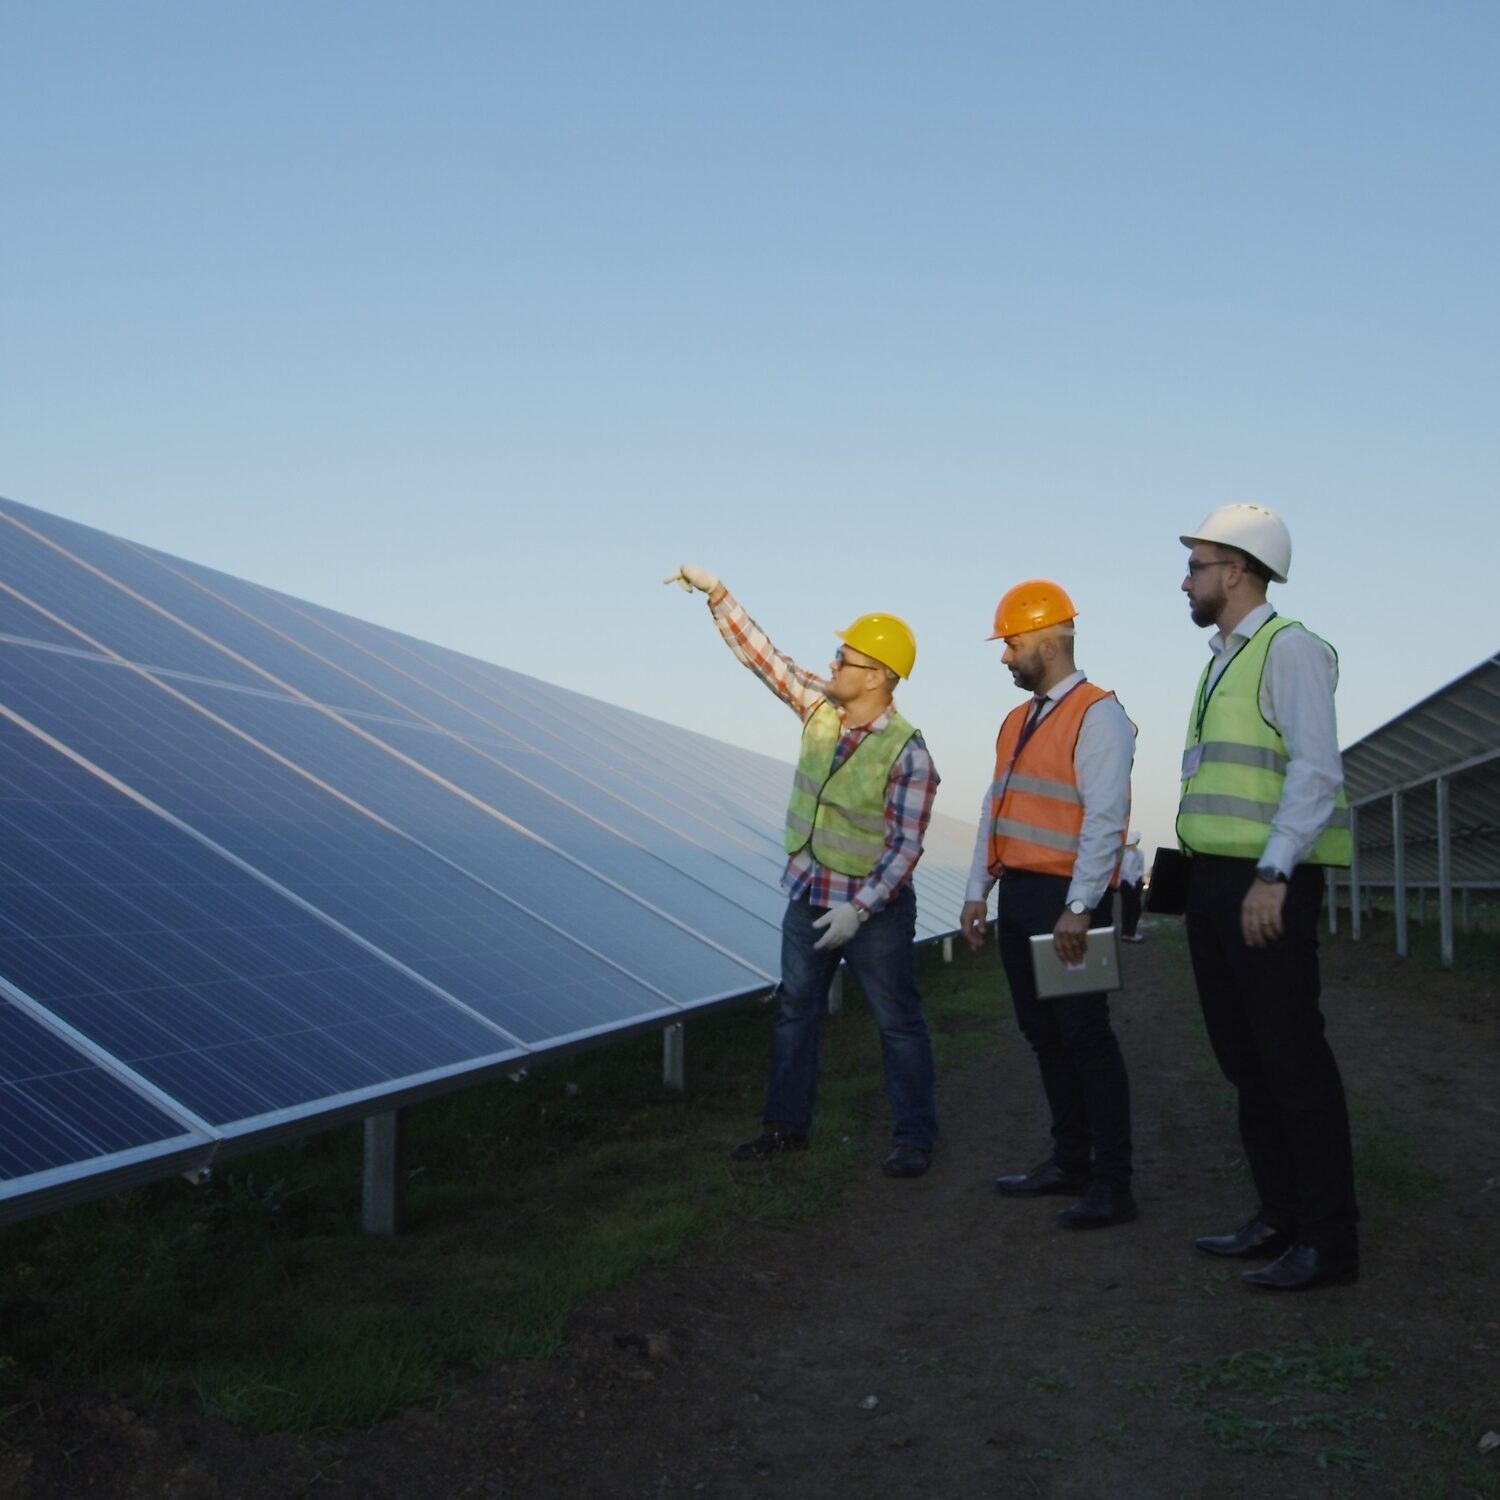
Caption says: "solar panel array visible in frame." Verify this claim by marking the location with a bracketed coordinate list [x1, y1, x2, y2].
[1341, 652, 1500, 887]
[0, 496, 975, 1222]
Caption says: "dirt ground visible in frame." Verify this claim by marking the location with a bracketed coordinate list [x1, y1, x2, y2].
[6, 919, 1500, 1500]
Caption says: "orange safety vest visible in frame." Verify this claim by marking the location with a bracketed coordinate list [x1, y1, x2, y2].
[986, 682, 1127, 881]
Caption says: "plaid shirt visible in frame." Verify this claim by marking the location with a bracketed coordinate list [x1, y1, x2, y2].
[709, 588, 939, 913]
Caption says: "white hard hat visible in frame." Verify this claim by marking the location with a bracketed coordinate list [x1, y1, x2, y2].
[1180, 503, 1292, 583]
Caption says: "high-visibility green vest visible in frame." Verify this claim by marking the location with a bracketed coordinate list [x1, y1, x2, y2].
[784, 701, 917, 876]
[1177, 615, 1351, 866]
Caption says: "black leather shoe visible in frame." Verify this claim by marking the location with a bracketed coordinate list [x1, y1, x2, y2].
[882, 1145, 931, 1178]
[730, 1123, 808, 1160]
[1195, 1217, 1295, 1259]
[1057, 1182, 1138, 1229]
[993, 1161, 1090, 1197]
[1240, 1243, 1358, 1292]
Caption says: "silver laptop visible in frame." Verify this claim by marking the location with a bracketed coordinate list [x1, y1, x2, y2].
[1029, 925, 1123, 999]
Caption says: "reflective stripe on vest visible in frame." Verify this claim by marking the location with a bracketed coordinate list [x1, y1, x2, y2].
[986, 682, 1125, 880]
[784, 700, 917, 877]
[1176, 616, 1352, 866]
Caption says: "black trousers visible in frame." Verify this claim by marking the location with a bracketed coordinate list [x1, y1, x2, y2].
[1185, 856, 1359, 1252]
[1119, 880, 1143, 938]
[996, 873, 1132, 1188]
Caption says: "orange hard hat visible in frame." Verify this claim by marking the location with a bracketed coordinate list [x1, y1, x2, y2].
[988, 579, 1078, 640]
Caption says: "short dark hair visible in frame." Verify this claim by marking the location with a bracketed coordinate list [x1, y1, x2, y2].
[1236, 548, 1273, 584]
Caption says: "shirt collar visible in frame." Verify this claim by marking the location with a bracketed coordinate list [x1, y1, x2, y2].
[1209, 601, 1276, 657]
[1040, 670, 1086, 705]
[839, 702, 894, 734]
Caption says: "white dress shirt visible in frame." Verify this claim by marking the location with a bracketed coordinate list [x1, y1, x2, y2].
[966, 671, 1136, 910]
[1202, 601, 1344, 876]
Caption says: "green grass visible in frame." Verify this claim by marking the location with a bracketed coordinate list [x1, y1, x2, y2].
[1175, 1338, 1396, 1397]
[1352, 1126, 1446, 1201]
[1329, 894, 1500, 978]
[0, 941, 1004, 1433]
[894, 1347, 967, 1376]
[1062, 1319, 1495, 1488]
[1172, 1339, 1399, 1467]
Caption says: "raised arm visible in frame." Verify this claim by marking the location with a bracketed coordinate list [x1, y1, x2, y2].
[664, 563, 829, 720]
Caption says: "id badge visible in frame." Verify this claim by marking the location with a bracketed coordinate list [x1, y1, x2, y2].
[1181, 744, 1204, 779]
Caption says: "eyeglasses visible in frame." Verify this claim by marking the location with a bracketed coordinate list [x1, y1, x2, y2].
[1185, 559, 1237, 577]
[834, 649, 880, 671]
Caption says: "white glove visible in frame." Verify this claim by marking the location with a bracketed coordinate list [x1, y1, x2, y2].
[663, 563, 720, 595]
[812, 901, 866, 951]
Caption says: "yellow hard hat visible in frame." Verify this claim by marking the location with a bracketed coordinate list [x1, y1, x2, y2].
[836, 613, 917, 679]
[988, 579, 1078, 640]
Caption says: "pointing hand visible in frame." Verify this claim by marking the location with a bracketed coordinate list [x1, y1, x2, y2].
[663, 563, 720, 595]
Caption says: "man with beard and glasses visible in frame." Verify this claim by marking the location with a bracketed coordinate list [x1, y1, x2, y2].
[959, 580, 1138, 1229]
[1177, 504, 1359, 1291]
[665, 563, 940, 1179]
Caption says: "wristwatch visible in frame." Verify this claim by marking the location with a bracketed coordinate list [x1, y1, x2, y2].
[1066, 899, 1089, 916]
[1254, 866, 1288, 884]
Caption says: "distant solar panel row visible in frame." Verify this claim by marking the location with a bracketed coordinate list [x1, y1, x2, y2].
[0, 495, 975, 1221]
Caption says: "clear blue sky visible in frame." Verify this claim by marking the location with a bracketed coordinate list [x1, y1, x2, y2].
[2, 1, 1496, 868]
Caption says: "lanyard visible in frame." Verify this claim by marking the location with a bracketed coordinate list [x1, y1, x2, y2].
[1194, 612, 1277, 741]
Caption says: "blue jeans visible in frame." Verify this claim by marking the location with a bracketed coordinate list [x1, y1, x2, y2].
[764, 884, 937, 1151]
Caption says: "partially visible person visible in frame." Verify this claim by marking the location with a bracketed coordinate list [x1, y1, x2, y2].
[665, 563, 940, 1178]
[1119, 831, 1145, 942]
[1177, 504, 1359, 1291]
[960, 580, 1138, 1229]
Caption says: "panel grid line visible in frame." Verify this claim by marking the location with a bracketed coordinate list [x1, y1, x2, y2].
[0, 695, 538, 1054]
[0, 533, 777, 982]
[0, 581, 764, 995]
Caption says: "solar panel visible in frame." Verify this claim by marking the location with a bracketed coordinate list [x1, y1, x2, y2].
[124, 540, 807, 902]
[0, 507, 270, 690]
[0, 644, 733, 1040]
[0, 696, 523, 1126]
[0, 992, 206, 1193]
[0, 494, 973, 1223]
[137, 556, 805, 874]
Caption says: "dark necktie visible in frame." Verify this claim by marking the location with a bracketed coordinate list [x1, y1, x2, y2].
[1014, 696, 1048, 757]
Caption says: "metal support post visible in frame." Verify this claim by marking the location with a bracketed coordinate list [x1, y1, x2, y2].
[1437, 776, 1454, 968]
[362, 1110, 405, 1237]
[942, 936, 953, 964]
[827, 966, 844, 1015]
[1462, 887, 1471, 933]
[1386, 792, 1398, 954]
[663, 1022, 685, 1092]
[1392, 790, 1407, 957]
[1348, 804, 1361, 941]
